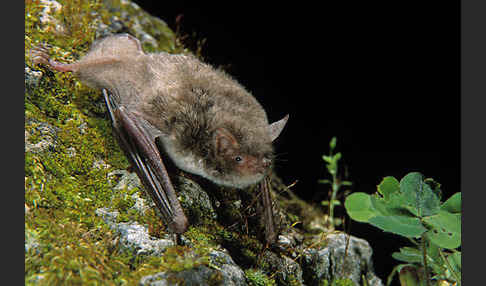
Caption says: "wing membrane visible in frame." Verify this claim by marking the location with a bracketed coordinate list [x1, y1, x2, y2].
[103, 89, 188, 233]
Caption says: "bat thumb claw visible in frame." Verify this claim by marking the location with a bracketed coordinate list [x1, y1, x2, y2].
[170, 215, 189, 234]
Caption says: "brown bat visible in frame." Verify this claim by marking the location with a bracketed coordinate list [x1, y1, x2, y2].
[31, 34, 288, 244]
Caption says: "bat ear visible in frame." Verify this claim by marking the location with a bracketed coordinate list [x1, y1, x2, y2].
[214, 128, 239, 155]
[268, 114, 289, 142]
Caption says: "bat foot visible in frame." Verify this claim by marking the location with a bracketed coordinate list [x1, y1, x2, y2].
[30, 44, 75, 72]
[30, 44, 51, 66]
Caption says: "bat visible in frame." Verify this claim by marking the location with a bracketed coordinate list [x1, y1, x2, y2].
[31, 34, 289, 244]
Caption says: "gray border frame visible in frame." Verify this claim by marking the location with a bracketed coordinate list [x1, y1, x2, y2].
[462, 0, 484, 284]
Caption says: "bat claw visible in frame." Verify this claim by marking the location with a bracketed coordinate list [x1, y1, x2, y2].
[30, 44, 75, 72]
[30, 44, 51, 66]
[170, 215, 189, 234]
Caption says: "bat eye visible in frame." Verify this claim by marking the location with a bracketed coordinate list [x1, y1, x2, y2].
[235, 156, 243, 162]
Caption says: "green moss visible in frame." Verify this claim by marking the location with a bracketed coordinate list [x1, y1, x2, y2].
[25, 209, 127, 285]
[321, 278, 355, 286]
[24, 0, 195, 284]
[178, 195, 216, 226]
[161, 246, 210, 272]
[184, 225, 218, 249]
[287, 274, 303, 286]
[245, 269, 276, 286]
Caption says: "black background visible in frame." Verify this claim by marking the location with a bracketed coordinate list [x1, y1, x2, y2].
[131, 1, 460, 282]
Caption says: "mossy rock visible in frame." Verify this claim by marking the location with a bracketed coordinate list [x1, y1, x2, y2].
[25, 1, 384, 285]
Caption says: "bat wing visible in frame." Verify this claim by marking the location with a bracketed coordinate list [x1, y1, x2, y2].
[103, 89, 188, 234]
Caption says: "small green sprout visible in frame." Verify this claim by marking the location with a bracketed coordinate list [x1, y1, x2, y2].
[319, 137, 352, 229]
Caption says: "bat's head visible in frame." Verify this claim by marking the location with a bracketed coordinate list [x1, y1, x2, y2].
[206, 115, 289, 189]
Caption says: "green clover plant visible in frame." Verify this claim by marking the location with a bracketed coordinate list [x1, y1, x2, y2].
[344, 172, 461, 286]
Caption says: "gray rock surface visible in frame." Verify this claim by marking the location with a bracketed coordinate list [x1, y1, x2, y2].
[95, 207, 174, 256]
[25, 119, 59, 153]
[139, 267, 216, 286]
[262, 250, 305, 286]
[207, 250, 247, 286]
[102, 167, 385, 286]
[301, 233, 384, 286]
[109, 0, 165, 50]
[25, 228, 40, 254]
[25, 65, 43, 94]
[37, 0, 64, 32]
[139, 250, 247, 286]
[95, 207, 120, 224]
[115, 221, 175, 256]
[109, 169, 143, 191]
[177, 176, 218, 221]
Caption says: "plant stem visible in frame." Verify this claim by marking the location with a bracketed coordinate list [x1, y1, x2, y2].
[328, 174, 338, 228]
[439, 249, 461, 286]
[421, 235, 431, 286]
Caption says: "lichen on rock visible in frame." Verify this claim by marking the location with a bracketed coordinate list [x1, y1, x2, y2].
[301, 233, 383, 286]
[139, 250, 248, 286]
[96, 207, 175, 256]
